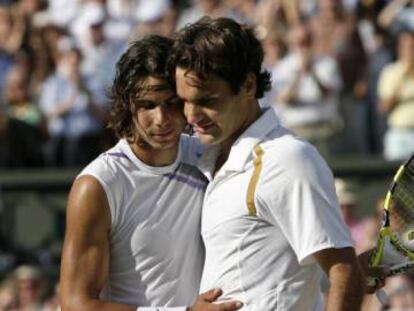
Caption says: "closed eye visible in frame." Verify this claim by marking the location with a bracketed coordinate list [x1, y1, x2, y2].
[195, 96, 218, 107]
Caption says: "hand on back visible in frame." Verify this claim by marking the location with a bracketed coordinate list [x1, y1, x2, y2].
[189, 289, 243, 311]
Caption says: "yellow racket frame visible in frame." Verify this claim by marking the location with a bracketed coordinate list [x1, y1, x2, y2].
[369, 160, 414, 272]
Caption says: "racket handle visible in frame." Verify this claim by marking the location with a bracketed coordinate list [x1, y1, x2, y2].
[376, 289, 389, 306]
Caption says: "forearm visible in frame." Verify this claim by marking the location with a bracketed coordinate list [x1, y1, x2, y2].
[378, 0, 408, 28]
[309, 69, 330, 98]
[61, 297, 135, 311]
[278, 72, 301, 105]
[326, 261, 365, 311]
[62, 298, 188, 311]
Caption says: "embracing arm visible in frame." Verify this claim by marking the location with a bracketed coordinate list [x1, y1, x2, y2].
[60, 176, 242, 311]
[60, 175, 135, 311]
[314, 247, 365, 311]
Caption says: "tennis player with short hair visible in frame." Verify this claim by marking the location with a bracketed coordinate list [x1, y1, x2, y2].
[59, 35, 243, 311]
[169, 17, 365, 310]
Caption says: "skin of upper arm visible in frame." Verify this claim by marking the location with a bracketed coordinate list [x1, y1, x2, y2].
[314, 247, 365, 311]
[314, 247, 360, 277]
[60, 175, 112, 311]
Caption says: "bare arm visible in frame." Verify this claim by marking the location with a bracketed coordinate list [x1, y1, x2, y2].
[314, 247, 365, 311]
[378, 0, 409, 29]
[378, 67, 411, 114]
[60, 175, 136, 311]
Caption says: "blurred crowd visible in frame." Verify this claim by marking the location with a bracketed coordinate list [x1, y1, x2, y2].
[1, 0, 414, 310]
[0, 0, 413, 168]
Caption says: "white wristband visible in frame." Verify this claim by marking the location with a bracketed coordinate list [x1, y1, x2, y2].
[138, 307, 187, 311]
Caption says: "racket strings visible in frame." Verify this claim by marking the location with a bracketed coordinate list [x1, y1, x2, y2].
[390, 160, 414, 248]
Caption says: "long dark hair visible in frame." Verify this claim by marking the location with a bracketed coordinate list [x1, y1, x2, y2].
[108, 35, 173, 141]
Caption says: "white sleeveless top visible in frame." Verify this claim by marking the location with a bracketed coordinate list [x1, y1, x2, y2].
[78, 135, 207, 307]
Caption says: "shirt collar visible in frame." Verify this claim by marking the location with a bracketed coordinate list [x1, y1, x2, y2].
[224, 107, 279, 171]
[198, 107, 280, 176]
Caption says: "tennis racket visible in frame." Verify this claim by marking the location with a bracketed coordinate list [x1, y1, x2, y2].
[368, 153, 414, 302]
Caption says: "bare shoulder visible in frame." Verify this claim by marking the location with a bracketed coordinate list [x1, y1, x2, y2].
[66, 175, 111, 234]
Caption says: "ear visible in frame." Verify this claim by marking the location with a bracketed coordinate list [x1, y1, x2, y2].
[243, 73, 257, 99]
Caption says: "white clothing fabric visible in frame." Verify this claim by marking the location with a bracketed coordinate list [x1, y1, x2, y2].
[138, 307, 186, 311]
[80, 40, 126, 89]
[46, 0, 80, 26]
[198, 108, 353, 311]
[271, 53, 342, 128]
[384, 127, 414, 161]
[78, 136, 207, 307]
[39, 72, 108, 138]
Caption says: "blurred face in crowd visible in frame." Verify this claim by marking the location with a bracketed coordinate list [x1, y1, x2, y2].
[19, 0, 42, 17]
[5, 68, 29, 104]
[58, 49, 82, 78]
[176, 68, 257, 147]
[198, 0, 221, 12]
[132, 76, 186, 151]
[290, 24, 313, 51]
[319, 0, 343, 12]
[16, 276, 43, 307]
[0, 7, 12, 43]
[90, 23, 105, 46]
[387, 276, 414, 309]
[398, 32, 414, 66]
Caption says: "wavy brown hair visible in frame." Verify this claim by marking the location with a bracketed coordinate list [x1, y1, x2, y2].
[167, 16, 271, 98]
[108, 35, 173, 141]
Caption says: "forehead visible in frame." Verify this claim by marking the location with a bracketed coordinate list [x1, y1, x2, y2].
[175, 67, 230, 98]
[135, 76, 174, 98]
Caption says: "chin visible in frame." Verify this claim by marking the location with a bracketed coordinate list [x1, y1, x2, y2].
[152, 138, 180, 150]
[196, 134, 220, 145]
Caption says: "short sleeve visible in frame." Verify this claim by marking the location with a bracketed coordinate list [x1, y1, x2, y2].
[258, 143, 353, 265]
[378, 65, 398, 100]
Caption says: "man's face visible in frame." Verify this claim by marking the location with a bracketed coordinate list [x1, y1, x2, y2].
[175, 67, 252, 147]
[132, 76, 185, 150]
[5, 69, 28, 103]
[399, 33, 414, 65]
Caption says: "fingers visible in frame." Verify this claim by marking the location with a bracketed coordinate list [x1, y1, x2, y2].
[198, 288, 223, 303]
[366, 276, 386, 294]
[216, 301, 244, 311]
[367, 266, 391, 279]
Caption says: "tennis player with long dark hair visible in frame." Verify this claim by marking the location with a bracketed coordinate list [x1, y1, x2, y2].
[59, 35, 242, 311]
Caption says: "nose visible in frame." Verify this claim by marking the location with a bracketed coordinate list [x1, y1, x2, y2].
[153, 105, 171, 126]
[184, 102, 202, 125]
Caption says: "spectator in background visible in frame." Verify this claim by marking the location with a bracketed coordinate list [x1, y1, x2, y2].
[361, 23, 393, 155]
[71, 2, 125, 90]
[377, 29, 414, 161]
[378, 0, 414, 36]
[384, 274, 414, 311]
[0, 67, 45, 168]
[129, 0, 178, 40]
[335, 178, 380, 254]
[27, 23, 67, 97]
[0, 278, 17, 311]
[255, 0, 301, 38]
[272, 22, 342, 155]
[46, 0, 80, 28]
[310, 0, 369, 155]
[260, 28, 287, 72]
[0, 5, 25, 94]
[14, 265, 45, 311]
[39, 38, 109, 167]
[3, 65, 45, 133]
[175, 0, 233, 30]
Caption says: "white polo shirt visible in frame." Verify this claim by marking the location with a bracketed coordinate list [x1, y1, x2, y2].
[198, 108, 353, 311]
